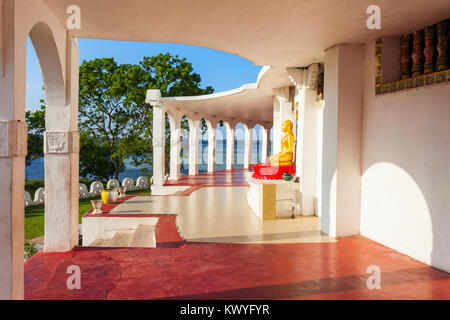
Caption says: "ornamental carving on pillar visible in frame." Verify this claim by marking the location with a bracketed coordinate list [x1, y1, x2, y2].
[44, 131, 79, 154]
[376, 17, 449, 95]
[46, 132, 68, 153]
[411, 31, 423, 77]
[375, 38, 383, 86]
[153, 138, 164, 147]
[0, 120, 28, 157]
[0, 121, 9, 157]
[436, 20, 448, 71]
[170, 138, 180, 147]
[400, 35, 411, 80]
[423, 26, 434, 74]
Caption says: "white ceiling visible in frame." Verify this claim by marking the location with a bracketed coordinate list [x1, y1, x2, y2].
[44, 0, 450, 68]
[42, 0, 449, 124]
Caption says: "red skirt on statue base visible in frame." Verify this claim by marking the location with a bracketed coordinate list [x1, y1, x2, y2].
[251, 163, 296, 180]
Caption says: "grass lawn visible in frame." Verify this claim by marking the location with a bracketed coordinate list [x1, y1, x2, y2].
[24, 189, 151, 239]
[130, 189, 152, 196]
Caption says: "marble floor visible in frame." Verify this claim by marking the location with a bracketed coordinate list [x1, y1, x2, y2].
[109, 186, 336, 244]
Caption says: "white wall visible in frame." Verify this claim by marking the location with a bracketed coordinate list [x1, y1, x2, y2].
[361, 40, 450, 272]
[321, 44, 363, 238]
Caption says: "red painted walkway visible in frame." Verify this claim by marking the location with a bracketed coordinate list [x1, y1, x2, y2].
[25, 222, 450, 299]
[24, 169, 450, 300]
[25, 236, 450, 300]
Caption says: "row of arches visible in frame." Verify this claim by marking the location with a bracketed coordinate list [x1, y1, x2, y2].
[179, 118, 272, 173]
[163, 111, 273, 178]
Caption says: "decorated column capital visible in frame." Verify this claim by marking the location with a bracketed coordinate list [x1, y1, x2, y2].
[145, 89, 162, 107]
[0, 120, 28, 157]
[44, 131, 80, 154]
[287, 67, 305, 89]
[170, 138, 181, 147]
[307, 63, 319, 89]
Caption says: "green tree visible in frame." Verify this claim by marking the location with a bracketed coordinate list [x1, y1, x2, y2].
[79, 54, 214, 179]
[25, 101, 45, 166]
[78, 132, 116, 181]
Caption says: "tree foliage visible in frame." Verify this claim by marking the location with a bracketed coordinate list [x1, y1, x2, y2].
[25, 101, 45, 166]
[78, 54, 214, 179]
[26, 53, 213, 181]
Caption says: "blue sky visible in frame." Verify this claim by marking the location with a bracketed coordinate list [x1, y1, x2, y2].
[26, 38, 263, 111]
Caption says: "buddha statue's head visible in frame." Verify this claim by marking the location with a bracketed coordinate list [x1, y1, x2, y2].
[282, 120, 293, 133]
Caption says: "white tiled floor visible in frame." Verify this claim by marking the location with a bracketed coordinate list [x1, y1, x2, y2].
[110, 187, 336, 244]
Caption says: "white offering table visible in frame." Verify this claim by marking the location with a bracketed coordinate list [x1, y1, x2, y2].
[245, 172, 301, 220]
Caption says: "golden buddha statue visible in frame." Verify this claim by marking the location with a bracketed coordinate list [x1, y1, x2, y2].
[270, 120, 295, 166]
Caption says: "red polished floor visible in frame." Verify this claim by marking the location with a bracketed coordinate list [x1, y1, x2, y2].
[24, 170, 450, 300]
[25, 233, 450, 299]
[164, 169, 249, 187]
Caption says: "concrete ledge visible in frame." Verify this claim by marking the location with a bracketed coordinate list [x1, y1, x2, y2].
[81, 216, 158, 246]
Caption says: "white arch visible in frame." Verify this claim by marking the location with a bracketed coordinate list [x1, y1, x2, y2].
[252, 124, 264, 164]
[180, 114, 200, 175]
[29, 21, 68, 131]
[224, 120, 236, 170]
[166, 111, 181, 180]
[203, 118, 217, 173]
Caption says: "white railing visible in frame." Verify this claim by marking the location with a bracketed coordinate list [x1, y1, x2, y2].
[24, 176, 154, 207]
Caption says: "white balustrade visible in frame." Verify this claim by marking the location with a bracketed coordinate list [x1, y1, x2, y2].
[24, 176, 153, 207]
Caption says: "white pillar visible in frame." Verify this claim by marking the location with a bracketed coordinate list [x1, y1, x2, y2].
[44, 35, 80, 253]
[261, 126, 269, 163]
[207, 120, 216, 173]
[272, 87, 294, 154]
[226, 122, 235, 170]
[0, 0, 26, 300]
[146, 90, 165, 193]
[243, 126, 253, 169]
[189, 119, 200, 175]
[295, 65, 319, 216]
[168, 115, 181, 181]
[320, 44, 363, 238]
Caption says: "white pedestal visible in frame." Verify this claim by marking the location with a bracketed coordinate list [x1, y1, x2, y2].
[245, 172, 301, 220]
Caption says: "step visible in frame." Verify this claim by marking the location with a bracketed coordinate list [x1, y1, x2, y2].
[90, 232, 133, 247]
[128, 225, 156, 248]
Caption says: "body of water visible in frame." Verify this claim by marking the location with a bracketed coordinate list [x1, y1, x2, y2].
[26, 139, 269, 181]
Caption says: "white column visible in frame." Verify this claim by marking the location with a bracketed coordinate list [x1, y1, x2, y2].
[226, 123, 235, 170]
[261, 126, 268, 163]
[0, 0, 26, 300]
[146, 90, 165, 193]
[168, 116, 181, 180]
[243, 126, 253, 169]
[207, 121, 216, 173]
[295, 65, 319, 216]
[189, 119, 200, 175]
[272, 87, 294, 154]
[44, 35, 80, 253]
[320, 44, 363, 238]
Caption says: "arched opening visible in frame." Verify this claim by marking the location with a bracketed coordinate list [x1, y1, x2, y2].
[180, 115, 190, 176]
[252, 124, 263, 164]
[216, 120, 227, 171]
[234, 123, 245, 168]
[164, 112, 171, 176]
[269, 127, 274, 156]
[24, 21, 66, 252]
[199, 119, 208, 173]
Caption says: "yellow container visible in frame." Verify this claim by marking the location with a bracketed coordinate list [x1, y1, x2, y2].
[101, 189, 119, 204]
[101, 190, 109, 204]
